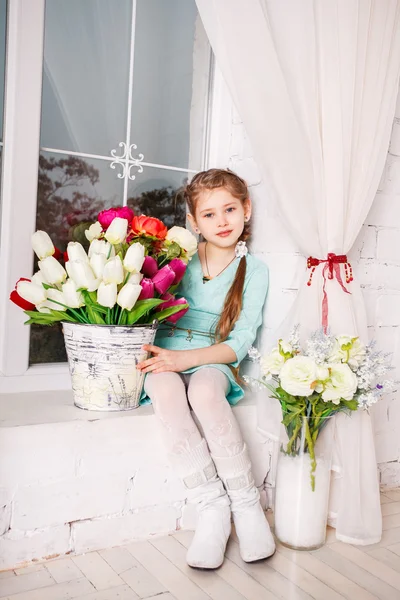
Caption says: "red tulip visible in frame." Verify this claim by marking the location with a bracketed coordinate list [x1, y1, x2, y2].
[168, 258, 187, 285]
[141, 255, 158, 278]
[157, 296, 189, 324]
[152, 265, 175, 295]
[131, 215, 168, 240]
[138, 278, 155, 300]
[10, 278, 35, 310]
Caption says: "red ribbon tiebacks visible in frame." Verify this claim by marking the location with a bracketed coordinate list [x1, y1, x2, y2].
[306, 253, 353, 332]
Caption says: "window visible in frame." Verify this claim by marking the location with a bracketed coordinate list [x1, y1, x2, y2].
[0, 0, 215, 389]
[29, 0, 211, 365]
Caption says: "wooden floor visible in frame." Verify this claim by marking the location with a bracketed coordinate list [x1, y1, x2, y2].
[1, 490, 400, 600]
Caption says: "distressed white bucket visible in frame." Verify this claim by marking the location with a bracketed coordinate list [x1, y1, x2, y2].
[62, 321, 158, 411]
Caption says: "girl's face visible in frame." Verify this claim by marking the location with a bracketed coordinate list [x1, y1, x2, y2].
[188, 187, 251, 248]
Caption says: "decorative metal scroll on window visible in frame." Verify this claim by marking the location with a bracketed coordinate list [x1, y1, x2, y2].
[110, 142, 144, 180]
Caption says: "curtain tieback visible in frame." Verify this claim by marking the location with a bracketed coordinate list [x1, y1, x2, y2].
[306, 253, 353, 332]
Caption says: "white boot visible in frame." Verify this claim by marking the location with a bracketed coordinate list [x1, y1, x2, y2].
[169, 439, 231, 569]
[212, 445, 276, 563]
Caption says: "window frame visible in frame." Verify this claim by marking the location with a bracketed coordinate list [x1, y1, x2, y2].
[0, 0, 230, 393]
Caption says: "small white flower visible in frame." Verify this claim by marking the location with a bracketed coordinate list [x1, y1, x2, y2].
[85, 221, 103, 242]
[235, 241, 248, 258]
[260, 348, 285, 378]
[328, 335, 366, 370]
[166, 226, 198, 259]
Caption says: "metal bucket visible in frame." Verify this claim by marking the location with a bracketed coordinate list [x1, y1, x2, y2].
[62, 321, 158, 411]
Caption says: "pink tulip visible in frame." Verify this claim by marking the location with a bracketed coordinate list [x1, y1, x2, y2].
[152, 265, 175, 295]
[142, 255, 158, 278]
[168, 258, 187, 285]
[139, 278, 155, 300]
[157, 296, 189, 324]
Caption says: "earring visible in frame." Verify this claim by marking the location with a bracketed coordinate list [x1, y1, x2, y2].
[245, 216, 250, 222]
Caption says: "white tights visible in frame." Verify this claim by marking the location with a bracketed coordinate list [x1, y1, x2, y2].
[144, 368, 244, 459]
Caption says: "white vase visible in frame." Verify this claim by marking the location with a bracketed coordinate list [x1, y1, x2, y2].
[273, 415, 334, 550]
[62, 321, 158, 411]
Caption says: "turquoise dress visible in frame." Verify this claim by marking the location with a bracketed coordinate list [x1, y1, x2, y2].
[140, 251, 269, 406]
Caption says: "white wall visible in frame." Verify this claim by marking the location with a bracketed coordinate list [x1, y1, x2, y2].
[211, 80, 400, 487]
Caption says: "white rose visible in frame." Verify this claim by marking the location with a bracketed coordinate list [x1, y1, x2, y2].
[322, 363, 358, 404]
[328, 335, 366, 370]
[166, 226, 198, 259]
[260, 348, 285, 379]
[279, 356, 318, 397]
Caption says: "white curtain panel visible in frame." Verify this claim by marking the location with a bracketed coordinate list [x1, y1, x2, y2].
[196, 0, 400, 544]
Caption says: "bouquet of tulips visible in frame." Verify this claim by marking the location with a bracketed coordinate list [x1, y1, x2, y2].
[247, 328, 395, 489]
[10, 206, 198, 327]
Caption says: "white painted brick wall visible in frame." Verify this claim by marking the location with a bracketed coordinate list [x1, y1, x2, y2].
[221, 90, 400, 487]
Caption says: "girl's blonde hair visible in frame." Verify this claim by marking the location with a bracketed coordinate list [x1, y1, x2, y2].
[184, 168, 250, 350]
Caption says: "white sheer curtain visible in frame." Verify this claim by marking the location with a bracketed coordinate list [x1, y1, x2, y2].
[196, 0, 400, 544]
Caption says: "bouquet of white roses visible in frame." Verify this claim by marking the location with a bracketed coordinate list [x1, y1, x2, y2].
[248, 328, 394, 489]
[10, 207, 197, 327]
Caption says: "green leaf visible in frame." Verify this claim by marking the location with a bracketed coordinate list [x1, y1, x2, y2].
[126, 299, 163, 325]
[86, 305, 105, 324]
[152, 303, 188, 323]
[23, 309, 78, 326]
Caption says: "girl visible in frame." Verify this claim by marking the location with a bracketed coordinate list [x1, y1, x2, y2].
[137, 169, 275, 569]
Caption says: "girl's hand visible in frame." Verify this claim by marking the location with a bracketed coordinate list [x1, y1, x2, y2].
[137, 345, 194, 374]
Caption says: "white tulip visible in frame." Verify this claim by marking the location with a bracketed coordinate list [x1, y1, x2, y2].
[88, 238, 114, 259]
[42, 288, 67, 311]
[67, 241, 89, 263]
[62, 279, 85, 308]
[117, 283, 142, 311]
[123, 242, 145, 273]
[128, 272, 143, 284]
[66, 260, 100, 292]
[89, 253, 107, 279]
[97, 282, 117, 308]
[85, 221, 103, 242]
[103, 256, 124, 284]
[39, 256, 67, 285]
[17, 280, 47, 305]
[31, 271, 47, 286]
[166, 226, 198, 259]
[32, 230, 55, 260]
[104, 217, 128, 244]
